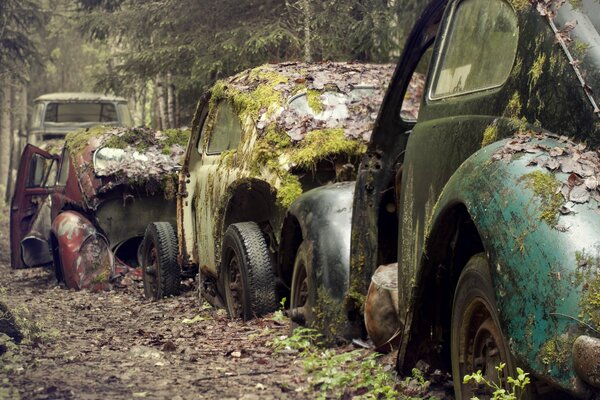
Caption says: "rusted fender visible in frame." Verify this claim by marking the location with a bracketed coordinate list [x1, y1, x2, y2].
[429, 136, 600, 394]
[20, 196, 53, 267]
[286, 181, 355, 341]
[51, 211, 114, 291]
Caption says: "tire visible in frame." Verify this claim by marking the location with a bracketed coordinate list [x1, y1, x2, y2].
[50, 234, 64, 283]
[221, 222, 277, 320]
[289, 241, 315, 328]
[141, 222, 180, 300]
[451, 253, 528, 400]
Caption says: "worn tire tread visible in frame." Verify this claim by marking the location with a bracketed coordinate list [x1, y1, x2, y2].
[225, 222, 278, 318]
[144, 222, 180, 299]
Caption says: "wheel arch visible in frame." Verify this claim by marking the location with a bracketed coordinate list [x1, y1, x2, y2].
[282, 182, 357, 340]
[400, 201, 484, 373]
[400, 136, 600, 395]
[220, 178, 278, 246]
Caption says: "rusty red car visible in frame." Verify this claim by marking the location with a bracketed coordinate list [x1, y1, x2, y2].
[10, 126, 189, 291]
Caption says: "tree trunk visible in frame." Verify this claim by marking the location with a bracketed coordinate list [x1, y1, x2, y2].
[7, 83, 25, 202]
[140, 85, 147, 127]
[0, 82, 13, 203]
[155, 74, 167, 130]
[303, 0, 312, 63]
[166, 72, 176, 129]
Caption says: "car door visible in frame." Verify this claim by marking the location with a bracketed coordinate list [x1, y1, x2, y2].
[192, 99, 244, 276]
[348, 0, 445, 314]
[10, 145, 58, 269]
[396, 0, 520, 310]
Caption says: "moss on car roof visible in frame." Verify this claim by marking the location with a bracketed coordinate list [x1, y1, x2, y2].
[212, 62, 394, 143]
[65, 126, 190, 198]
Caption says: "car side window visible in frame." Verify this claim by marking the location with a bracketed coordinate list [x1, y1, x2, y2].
[400, 47, 433, 121]
[195, 102, 211, 154]
[430, 0, 518, 99]
[26, 154, 56, 188]
[206, 101, 243, 155]
[56, 149, 70, 186]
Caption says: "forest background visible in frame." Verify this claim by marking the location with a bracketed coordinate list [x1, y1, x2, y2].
[0, 0, 425, 202]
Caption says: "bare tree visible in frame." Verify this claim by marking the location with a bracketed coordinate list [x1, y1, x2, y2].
[0, 83, 12, 202]
[167, 72, 176, 129]
[155, 74, 168, 130]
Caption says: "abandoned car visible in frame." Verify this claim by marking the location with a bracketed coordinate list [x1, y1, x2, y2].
[29, 92, 133, 144]
[141, 62, 396, 319]
[10, 126, 189, 291]
[283, 0, 600, 398]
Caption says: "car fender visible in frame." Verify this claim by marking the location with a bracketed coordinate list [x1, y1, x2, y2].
[426, 136, 600, 390]
[285, 181, 355, 339]
[51, 211, 114, 291]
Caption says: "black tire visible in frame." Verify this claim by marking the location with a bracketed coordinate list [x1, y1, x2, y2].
[289, 241, 315, 328]
[50, 234, 64, 283]
[141, 222, 180, 300]
[451, 253, 528, 400]
[221, 222, 277, 320]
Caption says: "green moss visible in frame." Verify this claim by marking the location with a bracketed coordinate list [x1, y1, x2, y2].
[540, 335, 574, 371]
[481, 123, 499, 147]
[276, 174, 303, 209]
[91, 272, 109, 284]
[520, 171, 564, 225]
[504, 92, 523, 119]
[103, 128, 155, 152]
[529, 54, 546, 86]
[510, 57, 523, 81]
[65, 126, 107, 157]
[221, 67, 289, 121]
[306, 90, 324, 114]
[573, 40, 590, 60]
[510, 0, 531, 12]
[162, 128, 191, 149]
[290, 129, 366, 170]
[311, 287, 348, 344]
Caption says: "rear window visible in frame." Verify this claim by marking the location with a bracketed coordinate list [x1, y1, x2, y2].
[430, 0, 518, 99]
[44, 102, 118, 123]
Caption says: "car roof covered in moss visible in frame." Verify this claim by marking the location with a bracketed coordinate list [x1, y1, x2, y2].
[211, 62, 395, 142]
[65, 126, 190, 193]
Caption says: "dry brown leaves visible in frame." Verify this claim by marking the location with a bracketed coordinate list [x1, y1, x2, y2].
[229, 62, 394, 142]
[494, 133, 600, 204]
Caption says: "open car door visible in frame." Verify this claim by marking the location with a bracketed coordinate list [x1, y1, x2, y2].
[10, 144, 58, 269]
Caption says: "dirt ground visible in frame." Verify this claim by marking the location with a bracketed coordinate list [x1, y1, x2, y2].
[0, 206, 453, 400]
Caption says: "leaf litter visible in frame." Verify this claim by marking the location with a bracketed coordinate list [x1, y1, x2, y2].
[0, 206, 453, 400]
[494, 132, 600, 206]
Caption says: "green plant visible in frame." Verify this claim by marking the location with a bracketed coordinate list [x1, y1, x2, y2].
[463, 363, 530, 400]
[270, 297, 287, 323]
[271, 327, 399, 399]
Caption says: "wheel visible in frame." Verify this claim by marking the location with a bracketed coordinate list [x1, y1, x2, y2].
[141, 222, 180, 300]
[50, 234, 64, 283]
[451, 253, 528, 400]
[220, 222, 277, 320]
[289, 241, 315, 328]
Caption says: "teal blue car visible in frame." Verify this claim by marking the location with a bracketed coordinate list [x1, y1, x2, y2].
[282, 0, 600, 398]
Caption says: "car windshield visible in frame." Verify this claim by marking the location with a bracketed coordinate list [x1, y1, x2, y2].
[44, 102, 118, 124]
[288, 88, 375, 121]
[556, 0, 600, 112]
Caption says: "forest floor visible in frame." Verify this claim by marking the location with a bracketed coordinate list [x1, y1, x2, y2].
[0, 205, 453, 400]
